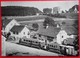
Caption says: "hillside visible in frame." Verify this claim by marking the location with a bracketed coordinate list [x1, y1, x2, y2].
[2, 6, 42, 16]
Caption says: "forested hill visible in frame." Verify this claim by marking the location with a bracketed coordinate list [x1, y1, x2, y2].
[2, 6, 42, 16]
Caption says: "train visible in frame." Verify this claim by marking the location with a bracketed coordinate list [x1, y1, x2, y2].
[19, 37, 76, 56]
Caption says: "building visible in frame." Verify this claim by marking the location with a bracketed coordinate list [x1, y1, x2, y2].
[37, 25, 61, 44]
[10, 25, 30, 39]
[2, 19, 20, 34]
[53, 7, 60, 14]
[37, 24, 77, 44]
[57, 26, 77, 44]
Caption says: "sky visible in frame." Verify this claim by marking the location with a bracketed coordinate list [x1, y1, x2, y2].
[1, 1, 78, 12]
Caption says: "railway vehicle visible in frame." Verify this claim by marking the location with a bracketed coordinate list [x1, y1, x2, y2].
[59, 45, 75, 55]
[19, 37, 75, 55]
[46, 42, 61, 53]
[19, 37, 45, 48]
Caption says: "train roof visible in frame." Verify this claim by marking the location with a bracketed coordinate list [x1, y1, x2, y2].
[23, 38, 40, 42]
[60, 45, 74, 48]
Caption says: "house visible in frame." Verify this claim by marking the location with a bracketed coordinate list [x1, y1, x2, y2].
[53, 7, 60, 14]
[57, 26, 77, 44]
[30, 31, 37, 38]
[10, 25, 30, 39]
[37, 23, 77, 44]
[2, 19, 20, 34]
[37, 25, 61, 44]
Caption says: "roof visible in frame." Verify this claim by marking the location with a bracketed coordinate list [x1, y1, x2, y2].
[55, 19, 76, 26]
[63, 38, 75, 46]
[2, 19, 12, 27]
[30, 31, 37, 36]
[22, 37, 39, 42]
[37, 25, 61, 37]
[10, 25, 25, 33]
[61, 26, 77, 35]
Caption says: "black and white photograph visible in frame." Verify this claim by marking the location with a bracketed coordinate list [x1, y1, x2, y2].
[1, 1, 79, 56]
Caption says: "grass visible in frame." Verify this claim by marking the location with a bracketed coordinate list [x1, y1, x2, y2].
[2, 15, 48, 21]
[60, 12, 78, 19]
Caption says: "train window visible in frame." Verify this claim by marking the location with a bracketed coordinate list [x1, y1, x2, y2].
[27, 40, 29, 42]
[51, 45, 53, 47]
[41, 39, 43, 41]
[29, 40, 31, 42]
[53, 46, 55, 48]
[50, 45, 53, 47]
[24, 39, 25, 41]
[32, 41, 34, 43]
[39, 34, 41, 37]
[49, 45, 51, 46]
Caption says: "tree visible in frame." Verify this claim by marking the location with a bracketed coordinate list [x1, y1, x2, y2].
[2, 6, 42, 16]
[32, 23, 39, 31]
[43, 17, 56, 28]
[43, 8, 52, 14]
[65, 10, 68, 13]
[62, 22, 66, 25]
[61, 10, 65, 13]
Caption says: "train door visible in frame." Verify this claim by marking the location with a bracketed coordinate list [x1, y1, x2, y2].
[44, 39, 47, 49]
[60, 46, 64, 54]
[71, 47, 75, 55]
[66, 47, 70, 55]
[64, 47, 66, 55]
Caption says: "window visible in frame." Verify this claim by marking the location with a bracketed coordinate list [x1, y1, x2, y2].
[16, 32, 18, 34]
[62, 36, 63, 38]
[28, 32, 30, 35]
[13, 32, 15, 34]
[23, 32, 25, 35]
[39, 34, 41, 37]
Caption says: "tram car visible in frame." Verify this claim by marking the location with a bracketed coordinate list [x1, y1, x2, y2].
[46, 42, 60, 53]
[19, 37, 45, 49]
[59, 45, 75, 55]
[46, 43, 75, 55]
[19, 37, 75, 56]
